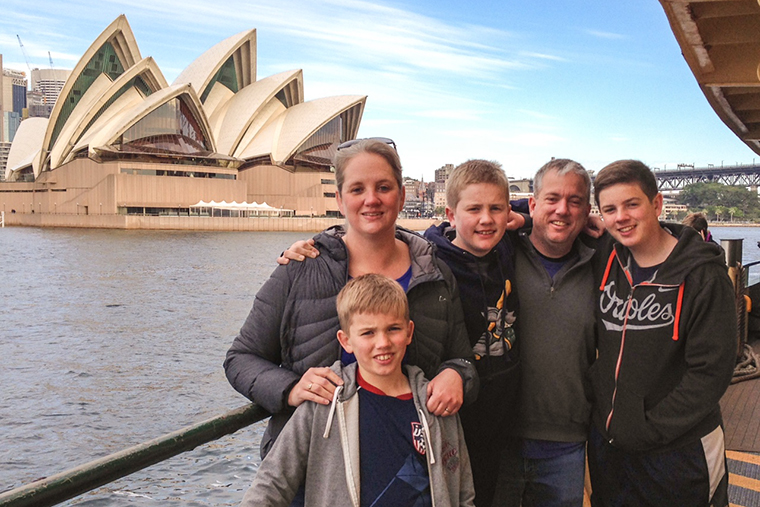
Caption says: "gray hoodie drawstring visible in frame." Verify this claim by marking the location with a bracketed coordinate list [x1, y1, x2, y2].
[323, 385, 344, 438]
[418, 408, 436, 464]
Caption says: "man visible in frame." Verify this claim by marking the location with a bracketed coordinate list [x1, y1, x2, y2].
[494, 158, 598, 507]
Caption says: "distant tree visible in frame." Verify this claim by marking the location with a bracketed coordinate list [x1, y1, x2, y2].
[731, 207, 745, 222]
[678, 183, 721, 209]
[715, 206, 726, 222]
[678, 182, 759, 220]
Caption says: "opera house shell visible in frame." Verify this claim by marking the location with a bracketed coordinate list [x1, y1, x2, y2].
[1, 15, 366, 222]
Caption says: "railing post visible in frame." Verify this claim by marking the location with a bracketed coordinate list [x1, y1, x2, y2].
[722, 239, 746, 362]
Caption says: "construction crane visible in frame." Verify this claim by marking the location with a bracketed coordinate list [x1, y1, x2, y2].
[48, 51, 54, 69]
[16, 35, 32, 74]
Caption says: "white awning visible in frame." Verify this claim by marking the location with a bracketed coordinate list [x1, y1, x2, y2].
[189, 200, 292, 215]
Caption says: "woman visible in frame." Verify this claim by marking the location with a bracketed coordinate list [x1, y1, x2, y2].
[224, 138, 477, 458]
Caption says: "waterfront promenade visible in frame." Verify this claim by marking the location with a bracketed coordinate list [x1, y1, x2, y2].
[3, 210, 759, 232]
[1, 212, 439, 232]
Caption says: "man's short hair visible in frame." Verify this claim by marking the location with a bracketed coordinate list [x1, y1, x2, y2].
[593, 159, 658, 206]
[533, 158, 591, 204]
[446, 159, 509, 209]
[333, 139, 402, 196]
[683, 212, 709, 234]
[336, 274, 409, 331]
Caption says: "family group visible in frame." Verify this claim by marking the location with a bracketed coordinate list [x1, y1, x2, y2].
[223, 139, 736, 507]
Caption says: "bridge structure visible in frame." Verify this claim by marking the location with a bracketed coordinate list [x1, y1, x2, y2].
[651, 164, 760, 191]
[510, 165, 760, 194]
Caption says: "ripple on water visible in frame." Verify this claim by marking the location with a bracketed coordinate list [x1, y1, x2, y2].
[0, 228, 300, 503]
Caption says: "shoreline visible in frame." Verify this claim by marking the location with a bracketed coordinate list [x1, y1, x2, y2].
[0, 212, 441, 232]
[708, 223, 760, 227]
[1, 212, 756, 231]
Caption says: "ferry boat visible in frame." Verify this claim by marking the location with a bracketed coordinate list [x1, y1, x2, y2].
[660, 0, 760, 502]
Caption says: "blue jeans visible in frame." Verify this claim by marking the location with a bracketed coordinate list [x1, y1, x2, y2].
[492, 438, 586, 507]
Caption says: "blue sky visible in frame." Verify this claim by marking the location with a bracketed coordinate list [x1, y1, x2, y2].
[1, 0, 756, 180]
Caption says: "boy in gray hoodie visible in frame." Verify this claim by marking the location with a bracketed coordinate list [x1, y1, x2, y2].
[241, 273, 475, 507]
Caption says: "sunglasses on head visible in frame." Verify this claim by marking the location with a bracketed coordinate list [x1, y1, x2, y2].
[337, 137, 397, 151]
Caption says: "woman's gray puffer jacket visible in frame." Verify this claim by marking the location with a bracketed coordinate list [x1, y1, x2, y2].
[224, 225, 477, 457]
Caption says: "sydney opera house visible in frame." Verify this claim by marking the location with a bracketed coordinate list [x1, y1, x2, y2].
[0, 15, 366, 227]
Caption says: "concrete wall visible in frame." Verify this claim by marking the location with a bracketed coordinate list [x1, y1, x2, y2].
[0, 158, 249, 215]
[238, 164, 340, 216]
[0, 212, 438, 232]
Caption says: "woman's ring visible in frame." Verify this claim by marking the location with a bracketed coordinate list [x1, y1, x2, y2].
[444, 407, 450, 412]
[307, 382, 313, 391]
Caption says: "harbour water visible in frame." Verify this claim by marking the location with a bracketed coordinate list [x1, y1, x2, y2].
[2, 224, 760, 506]
[1, 227, 310, 506]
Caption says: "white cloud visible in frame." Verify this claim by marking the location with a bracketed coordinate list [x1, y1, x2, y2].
[519, 51, 568, 62]
[584, 29, 626, 40]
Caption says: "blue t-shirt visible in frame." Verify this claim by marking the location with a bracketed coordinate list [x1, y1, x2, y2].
[357, 371, 431, 507]
[630, 259, 663, 286]
[536, 248, 575, 280]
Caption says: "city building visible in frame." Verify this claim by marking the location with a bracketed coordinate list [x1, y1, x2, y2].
[0, 55, 29, 178]
[4, 68, 27, 115]
[1, 57, 28, 143]
[1, 15, 366, 221]
[402, 176, 423, 217]
[0, 142, 10, 182]
[30, 68, 69, 117]
[434, 163, 453, 184]
[434, 181, 446, 211]
[508, 178, 532, 193]
[431, 163, 454, 213]
[26, 89, 47, 118]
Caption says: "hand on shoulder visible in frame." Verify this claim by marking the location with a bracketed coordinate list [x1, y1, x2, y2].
[277, 238, 319, 265]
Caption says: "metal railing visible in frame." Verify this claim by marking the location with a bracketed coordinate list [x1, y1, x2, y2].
[0, 404, 269, 507]
[722, 238, 760, 384]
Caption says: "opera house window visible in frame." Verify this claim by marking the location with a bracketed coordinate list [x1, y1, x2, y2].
[291, 116, 341, 168]
[52, 42, 126, 146]
[116, 98, 209, 155]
